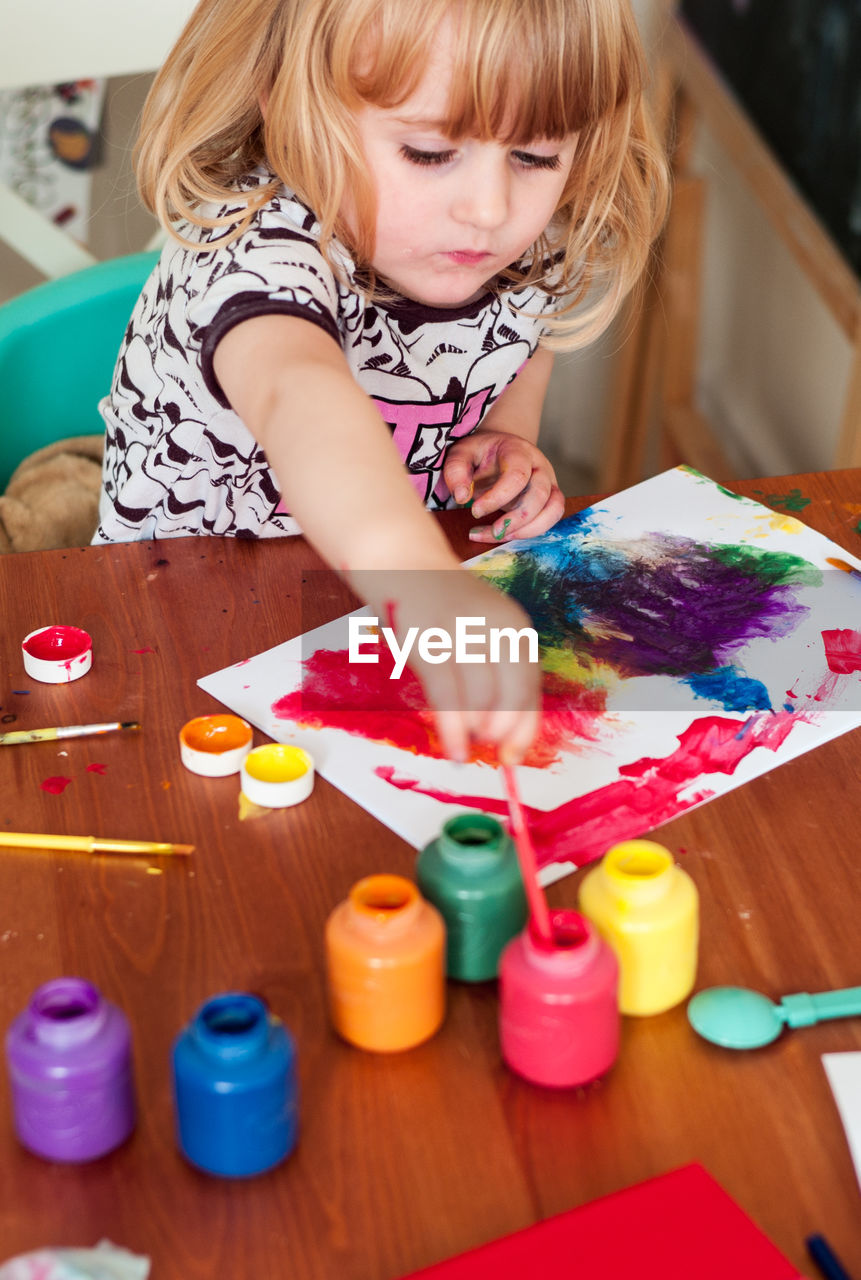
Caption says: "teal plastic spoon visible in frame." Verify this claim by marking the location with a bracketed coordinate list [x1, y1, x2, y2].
[687, 984, 861, 1049]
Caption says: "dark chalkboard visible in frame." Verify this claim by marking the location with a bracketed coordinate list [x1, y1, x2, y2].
[679, 0, 861, 278]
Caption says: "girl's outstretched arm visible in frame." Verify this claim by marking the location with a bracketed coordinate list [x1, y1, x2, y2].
[213, 313, 541, 763]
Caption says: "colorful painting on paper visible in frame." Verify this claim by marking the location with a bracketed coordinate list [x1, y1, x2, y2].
[199, 468, 861, 882]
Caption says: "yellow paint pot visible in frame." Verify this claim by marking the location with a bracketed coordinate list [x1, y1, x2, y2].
[240, 744, 314, 808]
[179, 714, 253, 777]
[578, 839, 699, 1016]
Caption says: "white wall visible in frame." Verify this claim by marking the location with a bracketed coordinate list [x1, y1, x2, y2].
[1, 1, 197, 89]
[692, 128, 852, 476]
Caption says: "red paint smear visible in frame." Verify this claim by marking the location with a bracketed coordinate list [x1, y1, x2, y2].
[377, 710, 799, 869]
[41, 776, 72, 795]
[821, 629, 861, 674]
[130, 646, 155, 654]
[272, 648, 608, 768]
[86, 762, 107, 774]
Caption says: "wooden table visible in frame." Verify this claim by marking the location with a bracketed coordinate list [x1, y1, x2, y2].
[1, 471, 859, 1278]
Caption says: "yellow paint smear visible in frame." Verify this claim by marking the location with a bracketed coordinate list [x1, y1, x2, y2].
[238, 791, 271, 822]
[749, 512, 804, 537]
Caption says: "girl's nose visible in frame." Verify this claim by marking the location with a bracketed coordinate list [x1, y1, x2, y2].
[450, 153, 510, 230]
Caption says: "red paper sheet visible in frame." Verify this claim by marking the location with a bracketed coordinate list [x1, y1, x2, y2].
[399, 1163, 802, 1279]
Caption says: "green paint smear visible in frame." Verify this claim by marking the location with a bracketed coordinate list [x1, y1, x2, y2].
[855, 519, 861, 536]
[708, 543, 821, 587]
[751, 487, 811, 512]
[679, 466, 745, 501]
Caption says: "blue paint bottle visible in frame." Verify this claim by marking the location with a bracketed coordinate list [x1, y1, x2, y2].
[171, 992, 297, 1178]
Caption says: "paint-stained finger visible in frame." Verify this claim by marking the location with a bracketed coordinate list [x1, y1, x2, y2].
[490, 487, 565, 543]
[470, 464, 534, 520]
[433, 708, 470, 763]
[468, 479, 561, 542]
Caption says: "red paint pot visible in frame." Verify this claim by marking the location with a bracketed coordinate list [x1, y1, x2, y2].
[22, 626, 92, 684]
[499, 909, 619, 1089]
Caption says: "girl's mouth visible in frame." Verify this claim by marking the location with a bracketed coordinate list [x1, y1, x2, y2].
[445, 250, 492, 265]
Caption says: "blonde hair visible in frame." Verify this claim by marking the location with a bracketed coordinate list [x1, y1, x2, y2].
[137, 0, 669, 349]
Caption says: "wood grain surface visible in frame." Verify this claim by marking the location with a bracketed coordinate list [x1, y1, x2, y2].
[0, 471, 859, 1278]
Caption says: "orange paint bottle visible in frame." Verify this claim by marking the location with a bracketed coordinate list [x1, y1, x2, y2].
[325, 875, 445, 1053]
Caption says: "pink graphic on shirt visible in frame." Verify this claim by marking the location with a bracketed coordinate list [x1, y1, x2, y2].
[372, 386, 493, 504]
[274, 387, 494, 514]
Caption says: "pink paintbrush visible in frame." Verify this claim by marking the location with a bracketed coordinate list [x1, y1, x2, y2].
[502, 763, 554, 945]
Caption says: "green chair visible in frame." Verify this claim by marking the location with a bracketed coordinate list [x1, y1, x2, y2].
[0, 250, 159, 491]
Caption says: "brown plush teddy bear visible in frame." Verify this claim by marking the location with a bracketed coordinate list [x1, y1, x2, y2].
[0, 435, 104, 553]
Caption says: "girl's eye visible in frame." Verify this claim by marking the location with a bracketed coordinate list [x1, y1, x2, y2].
[398, 144, 562, 171]
[512, 151, 562, 171]
[400, 145, 457, 166]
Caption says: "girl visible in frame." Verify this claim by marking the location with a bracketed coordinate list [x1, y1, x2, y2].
[94, 0, 668, 763]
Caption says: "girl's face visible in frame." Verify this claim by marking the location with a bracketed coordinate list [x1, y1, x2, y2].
[349, 21, 578, 309]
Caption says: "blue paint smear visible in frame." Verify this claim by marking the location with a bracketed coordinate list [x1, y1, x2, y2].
[684, 666, 773, 712]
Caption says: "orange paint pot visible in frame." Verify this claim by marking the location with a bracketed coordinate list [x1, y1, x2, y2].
[179, 715, 253, 777]
[325, 875, 445, 1053]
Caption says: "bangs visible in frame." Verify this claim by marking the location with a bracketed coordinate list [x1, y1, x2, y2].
[343, 0, 642, 143]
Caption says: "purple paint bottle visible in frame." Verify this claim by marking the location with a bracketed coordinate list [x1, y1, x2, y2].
[5, 977, 135, 1161]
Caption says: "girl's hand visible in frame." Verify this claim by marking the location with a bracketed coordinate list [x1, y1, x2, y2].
[443, 429, 565, 544]
[363, 567, 541, 764]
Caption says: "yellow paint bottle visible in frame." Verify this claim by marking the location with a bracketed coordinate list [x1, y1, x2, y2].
[325, 875, 445, 1052]
[577, 840, 699, 1016]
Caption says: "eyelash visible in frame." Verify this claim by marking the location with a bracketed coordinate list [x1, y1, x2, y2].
[399, 145, 561, 171]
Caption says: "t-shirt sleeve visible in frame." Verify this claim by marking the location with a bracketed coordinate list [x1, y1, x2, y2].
[188, 220, 344, 407]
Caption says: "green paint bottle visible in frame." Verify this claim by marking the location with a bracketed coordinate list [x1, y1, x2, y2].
[416, 813, 528, 982]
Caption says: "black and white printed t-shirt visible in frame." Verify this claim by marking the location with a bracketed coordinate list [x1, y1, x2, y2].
[94, 171, 564, 542]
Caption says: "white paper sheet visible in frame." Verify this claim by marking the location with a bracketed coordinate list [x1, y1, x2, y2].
[823, 1052, 861, 1196]
[198, 468, 861, 880]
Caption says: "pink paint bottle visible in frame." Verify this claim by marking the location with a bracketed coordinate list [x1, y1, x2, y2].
[498, 909, 619, 1088]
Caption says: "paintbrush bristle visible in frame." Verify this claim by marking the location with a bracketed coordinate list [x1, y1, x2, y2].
[120, 721, 142, 730]
[826, 556, 861, 580]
